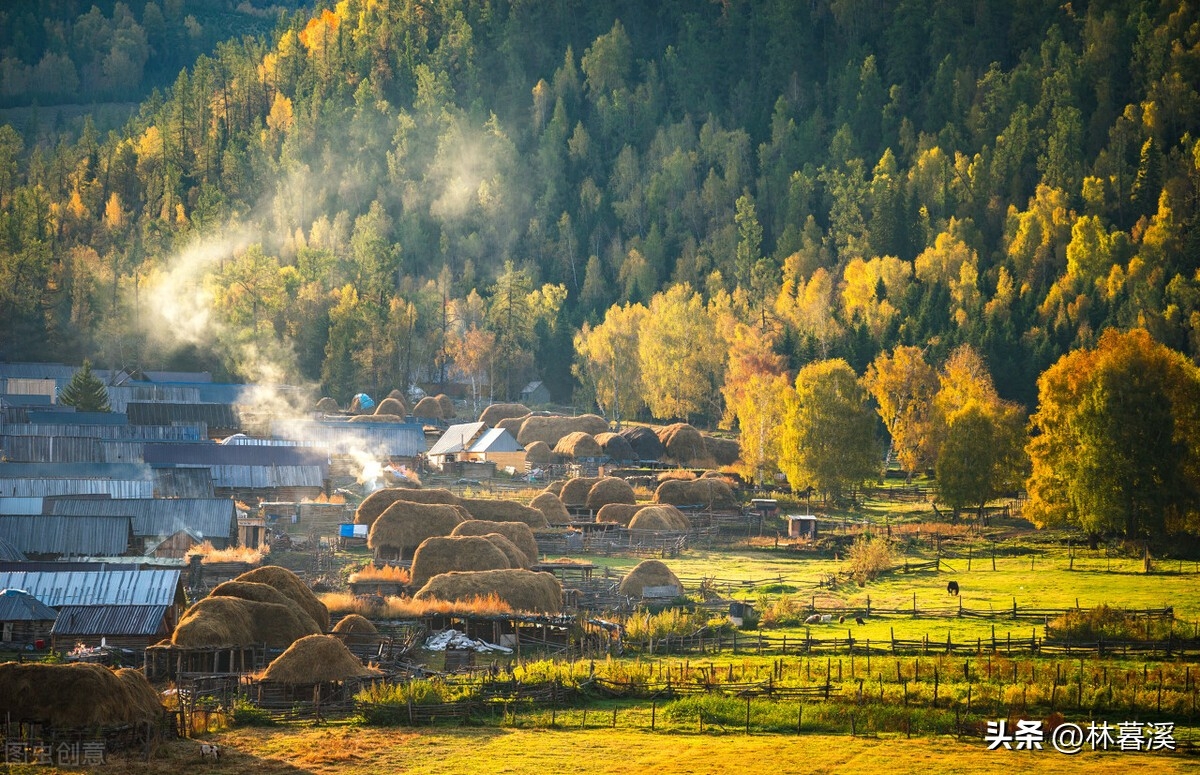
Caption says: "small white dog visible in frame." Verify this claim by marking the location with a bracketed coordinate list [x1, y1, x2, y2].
[200, 742, 221, 760]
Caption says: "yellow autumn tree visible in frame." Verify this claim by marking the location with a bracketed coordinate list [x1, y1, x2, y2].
[862, 345, 938, 479]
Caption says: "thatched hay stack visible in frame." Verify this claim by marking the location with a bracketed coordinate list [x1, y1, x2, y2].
[619, 426, 665, 460]
[703, 435, 741, 466]
[116, 667, 164, 722]
[355, 487, 461, 527]
[413, 569, 563, 614]
[409, 536, 512, 589]
[412, 396, 443, 418]
[451, 520, 539, 566]
[529, 491, 570, 524]
[351, 413, 403, 423]
[657, 423, 708, 464]
[554, 431, 602, 459]
[595, 432, 635, 461]
[435, 393, 456, 419]
[172, 596, 320, 648]
[496, 414, 531, 436]
[595, 503, 641, 526]
[209, 580, 321, 632]
[459, 497, 549, 527]
[259, 635, 379, 684]
[618, 560, 682, 598]
[479, 403, 531, 425]
[657, 469, 697, 482]
[375, 396, 407, 417]
[315, 397, 340, 412]
[479, 533, 529, 569]
[388, 388, 406, 400]
[332, 614, 378, 635]
[653, 478, 740, 511]
[628, 505, 691, 531]
[542, 479, 565, 497]
[517, 414, 609, 447]
[369, 501, 469, 557]
[558, 476, 601, 507]
[524, 440, 553, 466]
[586, 477, 637, 509]
[236, 565, 331, 631]
[0, 663, 162, 729]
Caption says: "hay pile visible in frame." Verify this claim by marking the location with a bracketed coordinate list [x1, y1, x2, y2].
[628, 505, 691, 531]
[618, 560, 682, 598]
[0, 663, 162, 728]
[517, 414, 609, 447]
[480, 533, 529, 568]
[553, 431, 602, 458]
[332, 614, 379, 635]
[351, 413, 404, 423]
[586, 477, 636, 509]
[412, 396, 443, 418]
[315, 397, 340, 412]
[368, 501, 469, 557]
[451, 520, 539, 565]
[413, 569, 563, 614]
[620, 426, 665, 460]
[595, 503, 641, 526]
[172, 596, 321, 648]
[354, 487, 461, 527]
[655, 477, 739, 510]
[258, 635, 379, 684]
[236, 565, 331, 631]
[703, 435, 741, 466]
[479, 403, 531, 425]
[558, 476, 601, 507]
[375, 396, 407, 417]
[657, 423, 708, 464]
[209, 580, 321, 632]
[542, 480, 565, 497]
[435, 393, 456, 418]
[409, 536, 513, 589]
[529, 491, 570, 523]
[524, 440, 554, 466]
[459, 498, 549, 527]
[496, 414, 530, 436]
[595, 432, 635, 461]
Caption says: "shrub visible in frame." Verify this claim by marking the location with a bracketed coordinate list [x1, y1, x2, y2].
[1046, 604, 1180, 641]
[845, 535, 894, 584]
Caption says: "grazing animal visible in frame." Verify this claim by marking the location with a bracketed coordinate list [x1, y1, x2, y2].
[819, 614, 833, 623]
[855, 616, 865, 626]
[804, 614, 820, 624]
[838, 615, 846, 624]
[200, 743, 220, 761]
[946, 580, 960, 596]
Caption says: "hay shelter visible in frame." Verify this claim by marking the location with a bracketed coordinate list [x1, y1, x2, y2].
[235, 565, 330, 631]
[354, 487, 462, 527]
[657, 423, 708, 465]
[558, 476, 601, 507]
[703, 435, 741, 466]
[172, 595, 320, 648]
[524, 439, 554, 466]
[315, 397, 340, 413]
[553, 431, 602, 459]
[409, 535, 513, 589]
[0, 662, 162, 729]
[368, 501, 470, 560]
[331, 614, 379, 635]
[258, 634, 379, 684]
[586, 477, 636, 509]
[435, 393, 456, 419]
[479, 403, 531, 426]
[618, 560, 683, 598]
[628, 505, 691, 531]
[595, 503, 642, 526]
[209, 580, 321, 632]
[529, 491, 570, 524]
[413, 569, 563, 614]
[451, 519, 539, 565]
[619, 425, 665, 461]
[375, 397, 407, 417]
[412, 396, 443, 419]
[459, 497, 549, 527]
[516, 414, 609, 447]
[653, 478, 740, 511]
[595, 432, 635, 461]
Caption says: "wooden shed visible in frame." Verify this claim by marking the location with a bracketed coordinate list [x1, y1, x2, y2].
[0, 588, 57, 648]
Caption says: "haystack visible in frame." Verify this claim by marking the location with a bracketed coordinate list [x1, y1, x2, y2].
[529, 491, 570, 524]
[628, 505, 691, 531]
[703, 435, 741, 466]
[479, 533, 530, 569]
[542, 479, 565, 497]
[459, 497, 549, 527]
[657, 423, 708, 464]
[496, 414, 530, 436]
[236, 565, 330, 631]
[595, 503, 641, 526]
[653, 478, 739, 510]
[618, 560, 682, 598]
[517, 414, 609, 447]
[258, 634, 379, 684]
[586, 477, 636, 509]
[375, 396, 407, 417]
[0, 662, 162, 729]
[315, 397, 340, 412]
[619, 425, 665, 461]
[554, 431, 602, 458]
[413, 569, 562, 614]
[115, 667, 164, 722]
[595, 432, 635, 461]
[331, 614, 378, 635]
[435, 393, 456, 419]
[350, 413, 403, 423]
[413, 396, 443, 418]
[409, 535, 513, 589]
[388, 388, 406, 400]
[355, 487, 461, 527]
[524, 440, 554, 466]
[172, 596, 320, 648]
[558, 476, 601, 507]
[368, 501, 469, 558]
[451, 519, 539, 566]
[209, 580, 320, 632]
[479, 403, 531, 426]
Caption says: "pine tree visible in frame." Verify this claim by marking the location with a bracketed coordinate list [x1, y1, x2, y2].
[59, 360, 111, 412]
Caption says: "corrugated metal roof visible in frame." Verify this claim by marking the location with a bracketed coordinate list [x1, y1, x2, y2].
[0, 363, 131, 384]
[0, 463, 155, 499]
[50, 497, 237, 541]
[0, 588, 58, 620]
[0, 462, 153, 480]
[427, 422, 486, 457]
[152, 467, 214, 498]
[270, 419, 427, 457]
[105, 385, 202, 412]
[0, 498, 43, 515]
[0, 422, 205, 440]
[26, 410, 128, 425]
[470, 427, 522, 453]
[0, 569, 183, 606]
[1, 435, 105, 463]
[0, 536, 25, 561]
[0, 515, 131, 556]
[140, 371, 213, 383]
[209, 464, 325, 489]
[142, 442, 328, 469]
[125, 402, 239, 431]
[50, 604, 168, 636]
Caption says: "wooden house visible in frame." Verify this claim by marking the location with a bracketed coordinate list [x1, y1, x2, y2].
[0, 588, 57, 648]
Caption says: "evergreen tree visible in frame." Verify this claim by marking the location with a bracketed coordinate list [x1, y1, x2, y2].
[58, 360, 111, 412]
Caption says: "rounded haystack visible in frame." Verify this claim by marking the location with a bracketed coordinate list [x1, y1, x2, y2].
[618, 560, 683, 598]
[388, 388, 406, 400]
[236, 565, 331, 631]
[115, 667, 164, 722]
[459, 497, 549, 527]
[413, 569, 563, 614]
[315, 397, 340, 413]
[209, 580, 320, 632]
[331, 614, 378, 635]
[653, 478, 739, 511]
[259, 635, 379, 684]
[351, 413, 403, 423]
[529, 491, 570, 524]
[629, 505, 691, 531]
[479, 533, 530, 569]
[172, 596, 320, 648]
[355, 487, 461, 527]
[517, 414, 609, 447]
[703, 435, 741, 466]
[657, 423, 708, 464]
[413, 396, 443, 418]
[620, 426, 665, 461]
[0, 662, 162, 729]
[586, 477, 636, 509]
[554, 431, 602, 459]
[479, 402, 531, 426]
[435, 393, 456, 419]
[595, 432, 635, 461]
[409, 535, 512, 589]
[596, 503, 641, 526]
[496, 414, 531, 436]
[558, 476, 601, 507]
[451, 519, 539, 566]
[375, 396, 407, 417]
[369, 501, 469, 558]
[542, 479, 565, 497]
[524, 440, 553, 466]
